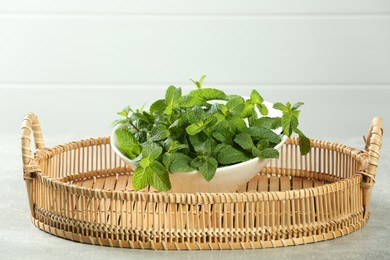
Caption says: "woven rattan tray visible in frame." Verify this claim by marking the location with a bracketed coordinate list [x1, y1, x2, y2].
[21, 113, 383, 250]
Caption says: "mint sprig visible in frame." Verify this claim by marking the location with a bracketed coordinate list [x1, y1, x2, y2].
[114, 75, 310, 191]
[272, 102, 310, 155]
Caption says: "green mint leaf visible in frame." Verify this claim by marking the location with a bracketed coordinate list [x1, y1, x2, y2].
[150, 99, 167, 115]
[186, 106, 206, 124]
[141, 142, 162, 160]
[228, 116, 247, 132]
[191, 75, 207, 89]
[193, 106, 207, 120]
[292, 110, 301, 118]
[115, 128, 141, 159]
[206, 103, 220, 115]
[186, 124, 202, 135]
[131, 111, 154, 125]
[212, 114, 225, 125]
[170, 159, 195, 173]
[169, 119, 180, 129]
[164, 153, 195, 173]
[137, 103, 146, 112]
[185, 108, 200, 124]
[234, 132, 254, 151]
[165, 85, 182, 104]
[227, 94, 242, 99]
[256, 139, 270, 150]
[180, 94, 202, 107]
[150, 161, 171, 191]
[150, 124, 170, 141]
[273, 102, 288, 113]
[174, 144, 189, 152]
[251, 147, 261, 157]
[226, 97, 245, 115]
[250, 89, 264, 104]
[211, 143, 226, 158]
[117, 105, 133, 117]
[256, 103, 269, 116]
[248, 107, 259, 126]
[139, 158, 151, 168]
[217, 144, 250, 165]
[291, 114, 299, 129]
[241, 100, 254, 118]
[197, 75, 207, 89]
[281, 113, 292, 136]
[136, 110, 154, 125]
[190, 157, 203, 168]
[212, 117, 229, 131]
[132, 166, 152, 190]
[189, 133, 214, 155]
[112, 118, 128, 127]
[219, 104, 229, 115]
[163, 137, 188, 153]
[203, 115, 217, 127]
[252, 147, 280, 158]
[165, 106, 173, 115]
[294, 128, 311, 155]
[212, 128, 234, 144]
[135, 130, 147, 143]
[162, 153, 172, 168]
[281, 110, 299, 137]
[285, 102, 292, 110]
[292, 102, 304, 110]
[165, 86, 182, 115]
[198, 157, 218, 182]
[245, 126, 282, 144]
[253, 117, 282, 129]
[260, 148, 279, 158]
[190, 88, 227, 101]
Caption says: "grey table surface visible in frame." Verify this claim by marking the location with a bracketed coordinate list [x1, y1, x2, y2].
[1, 135, 389, 260]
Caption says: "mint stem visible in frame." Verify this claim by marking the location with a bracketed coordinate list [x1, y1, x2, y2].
[129, 120, 140, 132]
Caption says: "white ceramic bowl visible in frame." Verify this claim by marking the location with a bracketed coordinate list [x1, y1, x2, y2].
[110, 101, 287, 193]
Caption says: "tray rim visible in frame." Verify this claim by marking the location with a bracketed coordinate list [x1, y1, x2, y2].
[30, 136, 368, 201]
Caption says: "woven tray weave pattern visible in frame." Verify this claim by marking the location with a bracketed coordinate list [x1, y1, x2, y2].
[21, 113, 383, 250]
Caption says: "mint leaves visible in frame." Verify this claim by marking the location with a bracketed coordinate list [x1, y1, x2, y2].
[132, 142, 171, 191]
[115, 128, 141, 159]
[217, 144, 250, 165]
[272, 102, 310, 155]
[114, 75, 310, 191]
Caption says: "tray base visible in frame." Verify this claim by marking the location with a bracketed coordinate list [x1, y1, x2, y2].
[32, 214, 369, 250]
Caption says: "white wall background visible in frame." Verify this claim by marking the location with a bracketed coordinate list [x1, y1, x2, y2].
[0, 0, 389, 143]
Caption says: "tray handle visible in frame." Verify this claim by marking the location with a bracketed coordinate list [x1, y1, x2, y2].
[21, 112, 45, 216]
[361, 116, 383, 218]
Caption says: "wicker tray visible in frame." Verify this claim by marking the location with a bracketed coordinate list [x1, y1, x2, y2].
[21, 113, 383, 250]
